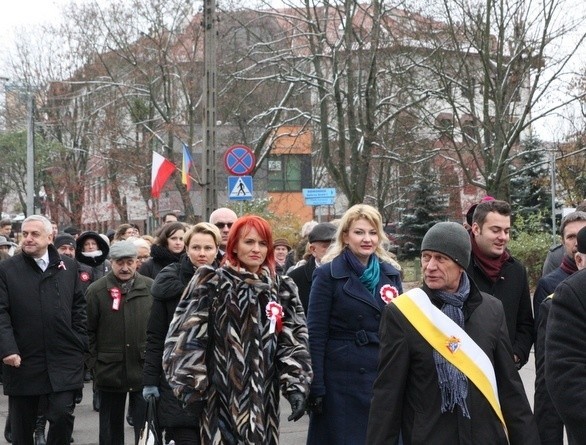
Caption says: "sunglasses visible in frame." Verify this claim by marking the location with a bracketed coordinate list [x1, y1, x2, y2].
[215, 222, 233, 229]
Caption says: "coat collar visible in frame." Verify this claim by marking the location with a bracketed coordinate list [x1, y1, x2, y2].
[329, 254, 401, 311]
[105, 271, 150, 300]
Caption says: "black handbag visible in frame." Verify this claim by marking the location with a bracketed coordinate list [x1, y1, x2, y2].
[138, 396, 161, 445]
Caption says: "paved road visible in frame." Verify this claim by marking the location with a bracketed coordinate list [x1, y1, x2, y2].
[0, 353, 537, 445]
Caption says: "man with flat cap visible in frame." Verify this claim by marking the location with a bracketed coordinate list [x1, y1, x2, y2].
[288, 222, 336, 313]
[367, 222, 538, 444]
[85, 241, 154, 445]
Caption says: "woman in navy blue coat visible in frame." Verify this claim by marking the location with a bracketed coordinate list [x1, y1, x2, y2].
[306, 204, 403, 445]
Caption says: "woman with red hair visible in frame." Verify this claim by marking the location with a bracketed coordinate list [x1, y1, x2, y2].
[163, 215, 312, 444]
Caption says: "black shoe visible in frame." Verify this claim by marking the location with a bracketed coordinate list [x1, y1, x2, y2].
[4, 420, 11, 443]
[34, 415, 46, 445]
[34, 429, 46, 445]
[84, 370, 92, 382]
[74, 388, 83, 404]
[93, 390, 101, 412]
[126, 413, 134, 427]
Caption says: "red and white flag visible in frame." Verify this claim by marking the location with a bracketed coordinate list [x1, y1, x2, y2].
[151, 151, 176, 198]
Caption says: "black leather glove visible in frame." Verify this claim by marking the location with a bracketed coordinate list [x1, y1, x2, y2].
[287, 392, 306, 422]
[307, 395, 324, 415]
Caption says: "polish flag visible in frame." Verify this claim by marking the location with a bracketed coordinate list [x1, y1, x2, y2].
[151, 152, 176, 198]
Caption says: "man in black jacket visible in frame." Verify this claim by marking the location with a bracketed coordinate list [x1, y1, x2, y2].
[288, 222, 336, 313]
[467, 200, 534, 368]
[367, 222, 538, 444]
[0, 215, 87, 444]
[545, 226, 586, 445]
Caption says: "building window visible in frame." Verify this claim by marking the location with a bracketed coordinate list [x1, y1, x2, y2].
[268, 155, 302, 191]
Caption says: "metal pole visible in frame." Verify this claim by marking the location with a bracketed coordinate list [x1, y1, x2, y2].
[550, 150, 556, 242]
[26, 94, 35, 216]
[202, 0, 218, 220]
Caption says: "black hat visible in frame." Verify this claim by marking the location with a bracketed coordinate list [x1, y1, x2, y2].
[308, 222, 337, 243]
[54, 233, 76, 250]
[63, 226, 80, 236]
[421, 222, 471, 269]
[577, 226, 586, 254]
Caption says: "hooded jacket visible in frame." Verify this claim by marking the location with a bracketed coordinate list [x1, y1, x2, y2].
[75, 231, 111, 281]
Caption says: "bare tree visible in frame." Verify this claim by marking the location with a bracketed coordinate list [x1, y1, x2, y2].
[411, 0, 586, 200]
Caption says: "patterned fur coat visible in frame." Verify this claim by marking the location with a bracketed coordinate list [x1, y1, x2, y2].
[163, 262, 313, 444]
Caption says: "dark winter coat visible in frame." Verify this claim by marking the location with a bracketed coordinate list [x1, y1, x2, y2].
[75, 231, 111, 281]
[0, 246, 87, 395]
[86, 271, 153, 393]
[533, 265, 571, 326]
[306, 254, 402, 445]
[366, 282, 539, 445]
[143, 254, 199, 428]
[287, 255, 318, 314]
[467, 253, 534, 366]
[535, 297, 563, 445]
[545, 269, 586, 445]
[163, 264, 312, 445]
[139, 244, 182, 279]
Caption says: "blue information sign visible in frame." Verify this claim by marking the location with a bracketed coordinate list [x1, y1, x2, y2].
[302, 188, 336, 206]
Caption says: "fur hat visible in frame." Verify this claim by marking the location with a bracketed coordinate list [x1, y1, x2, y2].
[109, 241, 138, 259]
[421, 222, 471, 269]
[577, 226, 586, 254]
[54, 233, 76, 250]
[308, 222, 337, 243]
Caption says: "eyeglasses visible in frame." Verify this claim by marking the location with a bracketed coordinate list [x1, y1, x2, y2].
[215, 222, 233, 229]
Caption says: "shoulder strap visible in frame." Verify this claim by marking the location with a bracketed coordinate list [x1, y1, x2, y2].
[392, 288, 507, 436]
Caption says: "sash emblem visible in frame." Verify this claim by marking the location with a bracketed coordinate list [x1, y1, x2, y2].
[446, 335, 461, 354]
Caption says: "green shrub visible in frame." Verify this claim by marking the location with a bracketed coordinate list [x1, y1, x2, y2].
[509, 212, 555, 289]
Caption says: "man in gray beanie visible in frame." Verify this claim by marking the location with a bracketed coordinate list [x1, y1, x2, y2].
[367, 221, 538, 445]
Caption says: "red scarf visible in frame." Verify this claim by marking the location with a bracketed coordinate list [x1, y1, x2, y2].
[560, 255, 578, 275]
[471, 234, 510, 282]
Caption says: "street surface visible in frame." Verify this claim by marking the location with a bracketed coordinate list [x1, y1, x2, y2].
[0, 351, 539, 444]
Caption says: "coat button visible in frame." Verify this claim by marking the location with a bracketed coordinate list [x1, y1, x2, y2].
[359, 368, 366, 374]
[357, 315, 363, 320]
[126, 344, 130, 347]
[375, 314, 380, 320]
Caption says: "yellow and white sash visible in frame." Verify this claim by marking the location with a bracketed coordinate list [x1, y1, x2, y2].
[392, 288, 507, 433]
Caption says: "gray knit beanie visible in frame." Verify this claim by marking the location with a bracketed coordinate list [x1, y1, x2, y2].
[421, 222, 471, 269]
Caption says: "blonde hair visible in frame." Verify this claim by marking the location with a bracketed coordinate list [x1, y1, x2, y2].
[184, 222, 221, 248]
[322, 204, 400, 269]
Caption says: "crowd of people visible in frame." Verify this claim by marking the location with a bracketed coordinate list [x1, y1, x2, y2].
[0, 198, 585, 444]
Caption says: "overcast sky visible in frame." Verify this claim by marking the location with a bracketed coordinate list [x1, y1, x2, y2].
[1, 0, 585, 141]
[0, 0, 67, 74]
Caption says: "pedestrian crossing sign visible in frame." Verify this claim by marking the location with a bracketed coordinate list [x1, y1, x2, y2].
[228, 176, 253, 201]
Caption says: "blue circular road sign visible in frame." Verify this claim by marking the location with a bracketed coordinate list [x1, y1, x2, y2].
[224, 145, 255, 176]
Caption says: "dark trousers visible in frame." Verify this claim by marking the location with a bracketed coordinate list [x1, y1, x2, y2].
[9, 390, 75, 445]
[99, 391, 146, 445]
[166, 426, 200, 445]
